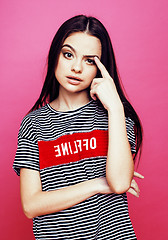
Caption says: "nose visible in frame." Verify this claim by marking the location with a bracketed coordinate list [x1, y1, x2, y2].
[71, 59, 83, 73]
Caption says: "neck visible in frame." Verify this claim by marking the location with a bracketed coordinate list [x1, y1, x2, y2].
[50, 88, 91, 112]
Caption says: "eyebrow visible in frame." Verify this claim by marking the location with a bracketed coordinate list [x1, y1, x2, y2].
[61, 44, 99, 59]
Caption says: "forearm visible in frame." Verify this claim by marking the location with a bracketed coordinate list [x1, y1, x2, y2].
[106, 103, 134, 193]
[22, 178, 99, 219]
[89, 56, 134, 193]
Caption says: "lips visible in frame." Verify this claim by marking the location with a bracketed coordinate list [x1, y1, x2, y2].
[66, 76, 82, 81]
[66, 76, 82, 85]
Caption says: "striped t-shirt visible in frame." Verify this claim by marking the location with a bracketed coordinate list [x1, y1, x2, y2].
[13, 100, 137, 240]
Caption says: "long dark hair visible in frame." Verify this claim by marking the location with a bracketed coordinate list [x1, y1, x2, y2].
[30, 15, 143, 162]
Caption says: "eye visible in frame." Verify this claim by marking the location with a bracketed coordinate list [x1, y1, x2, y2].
[63, 52, 73, 59]
[86, 58, 95, 65]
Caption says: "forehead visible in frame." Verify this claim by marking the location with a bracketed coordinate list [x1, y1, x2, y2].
[63, 32, 102, 57]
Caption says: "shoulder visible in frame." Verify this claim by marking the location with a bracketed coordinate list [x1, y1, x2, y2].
[26, 104, 48, 119]
[21, 105, 49, 124]
[18, 105, 48, 139]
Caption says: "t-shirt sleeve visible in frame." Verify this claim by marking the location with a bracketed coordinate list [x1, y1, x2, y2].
[125, 117, 136, 154]
[13, 115, 39, 176]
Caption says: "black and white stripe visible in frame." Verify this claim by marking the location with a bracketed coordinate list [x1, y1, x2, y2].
[13, 100, 137, 239]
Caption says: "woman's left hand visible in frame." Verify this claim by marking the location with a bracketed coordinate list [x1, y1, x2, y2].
[127, 171, 144, 197]
[90, 57, 122, 111]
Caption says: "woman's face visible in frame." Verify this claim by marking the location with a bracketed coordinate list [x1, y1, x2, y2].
[55, 32, 102, 96]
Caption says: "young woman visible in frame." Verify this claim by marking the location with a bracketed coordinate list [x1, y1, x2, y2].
[13, 15, 143, 239]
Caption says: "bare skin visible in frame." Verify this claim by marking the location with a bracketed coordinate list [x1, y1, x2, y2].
[91, 56, 134, 193]
[20, 32, 144, 219]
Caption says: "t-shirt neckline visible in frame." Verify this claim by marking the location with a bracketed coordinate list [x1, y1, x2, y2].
[47, 100, 95, 114]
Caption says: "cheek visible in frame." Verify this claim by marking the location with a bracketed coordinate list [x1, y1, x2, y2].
[87, 67, 97, 79]
[55, 66, 60, 80]
[55, 58, 66, 78]
[84, 68, 97, 86]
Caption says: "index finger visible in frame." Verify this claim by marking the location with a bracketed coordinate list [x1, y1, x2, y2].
[134, 171, 144, 179]
[94, 57, 111, 79]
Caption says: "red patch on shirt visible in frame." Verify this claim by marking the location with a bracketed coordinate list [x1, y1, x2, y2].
[38, 130, 108, 170]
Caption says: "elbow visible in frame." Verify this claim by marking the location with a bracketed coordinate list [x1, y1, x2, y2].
[107, 177, 131, 194]
[113, 183, 130, 194]
[22, 202, 35, 219]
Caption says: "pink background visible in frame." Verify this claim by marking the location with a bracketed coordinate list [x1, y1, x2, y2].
[1, 0, 168, 239]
